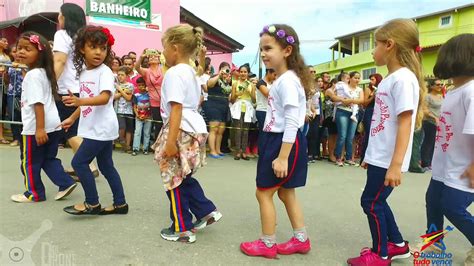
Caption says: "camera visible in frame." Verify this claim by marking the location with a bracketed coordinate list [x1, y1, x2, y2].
[225, 69, 230, 74]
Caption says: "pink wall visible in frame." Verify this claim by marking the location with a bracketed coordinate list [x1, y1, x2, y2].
[65, 0, 180, 57]
[207, 53, 233, 73]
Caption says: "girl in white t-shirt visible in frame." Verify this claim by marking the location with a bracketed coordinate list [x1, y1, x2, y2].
[347, 19, 426, 266]
[425, 34, 474, 265]
[10, 32, 77, 203]
[240, 24, 313, 259]
[61, 26, 127, 216]
[152, 24, 221, 243]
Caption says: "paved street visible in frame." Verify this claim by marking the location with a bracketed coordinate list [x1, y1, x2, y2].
[0, 146, 471, 265]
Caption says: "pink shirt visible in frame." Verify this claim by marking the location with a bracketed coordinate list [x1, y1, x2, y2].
[143, 67, 163, 107]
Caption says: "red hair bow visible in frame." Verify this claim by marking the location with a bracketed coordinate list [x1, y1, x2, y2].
[415, 45, 422, 53]
[101, 28, 115, 46]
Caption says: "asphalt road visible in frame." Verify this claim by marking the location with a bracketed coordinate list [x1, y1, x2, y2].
[0, 146, 471, 265]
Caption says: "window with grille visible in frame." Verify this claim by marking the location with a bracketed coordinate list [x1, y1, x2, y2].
[440, 15, 452, 27]
[362, 68, 376, 80]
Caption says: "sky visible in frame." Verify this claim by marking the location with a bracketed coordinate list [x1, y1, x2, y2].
[180, 0, 473, 73]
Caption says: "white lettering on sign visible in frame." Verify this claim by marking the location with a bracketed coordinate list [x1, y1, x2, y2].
[89, 1, 148, 19]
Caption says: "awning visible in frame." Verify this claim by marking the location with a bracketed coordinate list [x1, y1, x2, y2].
[0, 12, 58, 30]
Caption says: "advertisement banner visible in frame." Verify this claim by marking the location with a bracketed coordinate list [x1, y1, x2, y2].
[86, 0, 151, 23]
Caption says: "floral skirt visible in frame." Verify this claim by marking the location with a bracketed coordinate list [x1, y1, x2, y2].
[152, 123, 208, 191]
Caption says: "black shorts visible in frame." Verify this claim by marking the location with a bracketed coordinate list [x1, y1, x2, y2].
[323, 117, 338, 135]
[256, 130, 308, 189]
[56, 94, 80, 140]
[118, 114, 135, 133]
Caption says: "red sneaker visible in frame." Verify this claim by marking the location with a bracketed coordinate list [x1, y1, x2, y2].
[276, 237, 311, 255]
[388, 241, 411, 260]
[347, 248, 391, 266]
[240, 239, 277, 259]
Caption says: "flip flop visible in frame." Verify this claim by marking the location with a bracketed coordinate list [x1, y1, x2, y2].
[0, 139, 10, 144]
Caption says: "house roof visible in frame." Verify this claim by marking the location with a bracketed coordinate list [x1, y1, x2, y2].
[180, 6, 244, 53]
[334, 3, 473, 40]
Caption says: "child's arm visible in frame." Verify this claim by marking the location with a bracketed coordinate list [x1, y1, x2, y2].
[258, 82, 270, 98]
[34, 103, 48, 145]
[249, 83, 256, 102]
[62, 90, 111, 107]
[462, 162, 474, 188]
[385, 111, 413, 187]
[163, 102, 182, 157]
[117, 85, 133, 101]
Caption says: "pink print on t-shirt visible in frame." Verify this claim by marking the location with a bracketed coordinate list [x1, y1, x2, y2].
[80, 83, 95, 118]
[264, 96, 275, 132]
[371, 93, 390, 137]
[435, 111, 453, 152]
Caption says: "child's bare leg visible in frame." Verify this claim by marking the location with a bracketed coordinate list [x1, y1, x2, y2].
[277, 187, 305, 230]
[256, 187, 279, 236]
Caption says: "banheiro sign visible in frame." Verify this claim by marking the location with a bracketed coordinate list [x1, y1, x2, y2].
[86, 0, 151, 23]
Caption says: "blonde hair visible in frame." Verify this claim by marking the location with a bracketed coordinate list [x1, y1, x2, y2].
[162, 24, 203, 58]
[375, 18, 426, 129]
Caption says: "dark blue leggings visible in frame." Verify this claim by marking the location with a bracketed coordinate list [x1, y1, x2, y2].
[426, 179, 474, 245]
[72, 139, 126, 206]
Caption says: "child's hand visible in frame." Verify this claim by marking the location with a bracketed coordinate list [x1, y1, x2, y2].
[60, 117, 75, 132]
[35, 129, 48, 146]
[360, 161, 368, 169]
[384, 165, 402, 187]
[163, 141, 178, 158]
[461, 163, 474, 188]
[272, 157, 288, 178]
[62, 90, 81, 107]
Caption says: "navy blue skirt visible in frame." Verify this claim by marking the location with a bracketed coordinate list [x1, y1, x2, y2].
[256, 130, 308, 189]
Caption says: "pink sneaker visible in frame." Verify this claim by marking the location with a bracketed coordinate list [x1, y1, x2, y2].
[240, 239, 277, 259]
[388, 241, 411, 260]
[347, 248, 391, 266]
[276, 237, 311, 255]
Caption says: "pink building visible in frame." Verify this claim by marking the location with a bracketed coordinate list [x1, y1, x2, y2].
[0, 0, 243, 69]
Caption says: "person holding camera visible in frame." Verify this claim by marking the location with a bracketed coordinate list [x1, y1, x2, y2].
[204, 62, 233, 158]
[135, 48, 164, 141]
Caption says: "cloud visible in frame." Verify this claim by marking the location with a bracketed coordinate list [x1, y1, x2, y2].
[181, 0, 473, 72]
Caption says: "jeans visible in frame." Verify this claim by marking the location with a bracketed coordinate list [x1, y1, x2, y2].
[307, 116, 321, 157]
[133, 119, 152, 151]
[335, 109, 358, 160]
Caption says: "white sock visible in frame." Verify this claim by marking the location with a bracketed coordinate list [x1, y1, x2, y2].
[381, 256, 388, 260]
[293, 227, 308, 242]
[260, 234, 276, 248]
[395, 242, 406, 247]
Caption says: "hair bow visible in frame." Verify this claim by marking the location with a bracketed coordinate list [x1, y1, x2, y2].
[29, 35, 44, 51]
[101, 28, 115, 46]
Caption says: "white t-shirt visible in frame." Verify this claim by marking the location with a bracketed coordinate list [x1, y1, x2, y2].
[199, 74, 210, 101]
[256, 79, 272, 111]
[53, 30, 79, 94]
[160, 64, 207, 133]
[77, 64, 118, 141]
[364, 67, 419, 172]
[432, 80, 474, 193]
[263, 70, 306, 143]
[21, 69, 61, 135]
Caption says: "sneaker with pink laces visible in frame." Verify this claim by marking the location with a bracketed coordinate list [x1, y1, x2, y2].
[276, 237, 311, 255]
[240, 239, 277, 259]
[347, 248, 391, 266]
[388, 241, 411, 260]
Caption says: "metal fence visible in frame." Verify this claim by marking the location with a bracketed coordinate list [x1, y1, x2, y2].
[1, 62, 27, 125]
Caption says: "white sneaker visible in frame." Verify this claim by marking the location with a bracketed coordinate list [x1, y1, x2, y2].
[11, 194, 33, 203]
[193, 210, 223, 230]
[54, 183, 78, 200]
[465, 247, 474, 266]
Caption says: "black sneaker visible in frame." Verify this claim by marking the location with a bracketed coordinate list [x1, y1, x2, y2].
[160, 228, 196, 243]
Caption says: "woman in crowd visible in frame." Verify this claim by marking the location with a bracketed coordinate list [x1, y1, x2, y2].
[420, 79, 443, 171]
[111, 56, 122, 76]
[205, 62, 233, 158]
[230, 64, 255, 160]
[0, 36, 11, 144]
[360, 73, 383, 163]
